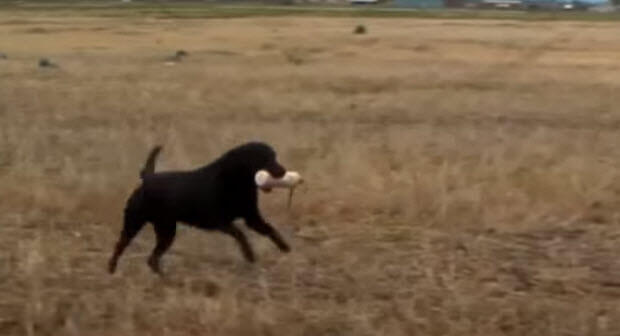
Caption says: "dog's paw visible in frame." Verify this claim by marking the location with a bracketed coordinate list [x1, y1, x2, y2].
[244, 253, 257, 263]
[108, 259, 117, 274]
[148, 257, 165, 275]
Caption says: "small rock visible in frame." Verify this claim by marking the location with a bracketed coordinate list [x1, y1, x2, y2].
[354, 25, 367, 35]
[165, 50, 188, 63]
[39, 58, 59, 68]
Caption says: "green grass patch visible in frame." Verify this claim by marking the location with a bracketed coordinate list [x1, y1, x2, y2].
[0, 1, 619, 21]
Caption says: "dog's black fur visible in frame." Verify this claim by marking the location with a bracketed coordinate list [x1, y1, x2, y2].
[108, 142, 290, 274]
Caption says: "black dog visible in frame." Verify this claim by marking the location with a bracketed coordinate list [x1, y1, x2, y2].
[108, 142, 291, 274]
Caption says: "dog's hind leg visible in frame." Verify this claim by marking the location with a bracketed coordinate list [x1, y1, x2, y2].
[147, 222, 176, 275]
[221, 225, 256, 263]
[108, 209, 147, 274]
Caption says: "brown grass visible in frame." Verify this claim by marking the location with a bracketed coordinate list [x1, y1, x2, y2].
[2, 13, 620, 336]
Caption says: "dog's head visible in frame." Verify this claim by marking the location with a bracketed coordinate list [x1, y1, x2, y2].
[220, 142, 286, 191]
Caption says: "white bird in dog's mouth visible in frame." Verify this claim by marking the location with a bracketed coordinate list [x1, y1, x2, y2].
[255, 170, 303, 208]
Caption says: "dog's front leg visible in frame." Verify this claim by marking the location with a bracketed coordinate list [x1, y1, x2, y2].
[220, 225, 256, 263]
[244, 211, 290, 253]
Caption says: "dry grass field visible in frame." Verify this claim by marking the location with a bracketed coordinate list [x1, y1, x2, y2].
[2, 8, 620, 336]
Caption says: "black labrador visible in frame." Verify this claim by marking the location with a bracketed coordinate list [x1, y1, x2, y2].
[108, 142, 291, 274]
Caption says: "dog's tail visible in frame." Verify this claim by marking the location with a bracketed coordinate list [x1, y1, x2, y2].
[140, 145, 162, 179]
